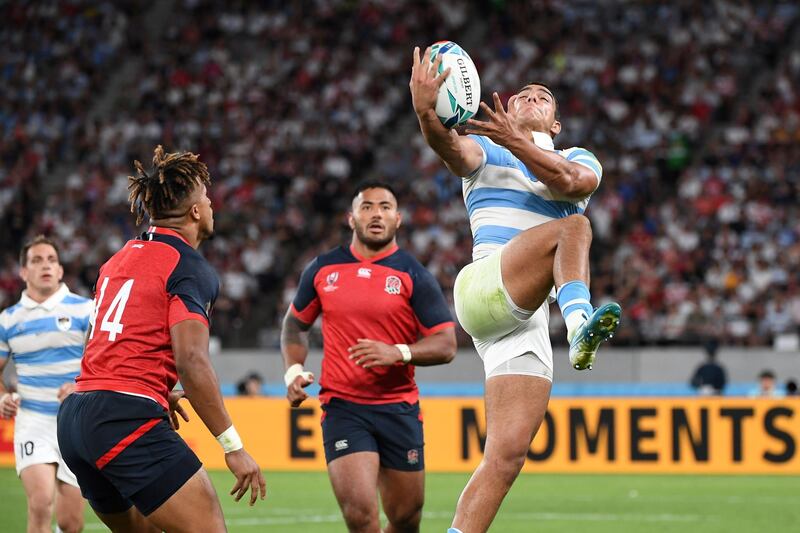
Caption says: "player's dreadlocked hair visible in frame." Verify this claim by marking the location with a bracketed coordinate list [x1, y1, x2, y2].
[128, 145, 211, 225]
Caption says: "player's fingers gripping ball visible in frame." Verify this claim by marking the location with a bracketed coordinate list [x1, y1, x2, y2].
[430, 41, 481, 128]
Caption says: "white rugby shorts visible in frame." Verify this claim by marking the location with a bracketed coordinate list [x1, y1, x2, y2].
[14, 409, 79, 487]
[454, 246, 554, 380]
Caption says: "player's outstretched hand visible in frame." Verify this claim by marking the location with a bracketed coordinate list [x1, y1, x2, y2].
[286, 373, 314, 408]
[57, 382, 76, 403]
[410, 46, 451, 116]
[0, 392, 20, 419]
[465, 92, 528, 148]
[226, 448, 267, 506]
[348, 338, 403, 368]
[167, 390, 190, 430]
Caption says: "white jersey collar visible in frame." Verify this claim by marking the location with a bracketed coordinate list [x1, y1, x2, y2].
[532, 131, 555, 151]
[21, 283, 70, 311]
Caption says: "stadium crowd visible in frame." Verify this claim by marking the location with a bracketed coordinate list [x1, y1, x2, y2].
[1, 0, 799, 348]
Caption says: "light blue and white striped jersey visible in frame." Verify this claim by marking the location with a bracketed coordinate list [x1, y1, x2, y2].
[462, 133, 603, 261]
[0, 284, 92, 416]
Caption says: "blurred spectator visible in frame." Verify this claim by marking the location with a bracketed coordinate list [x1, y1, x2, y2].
[751, 369, 783, 398]
[236, 372, 264, 397]
[785, 379, 798, 396]
[689, 342, 727, 395]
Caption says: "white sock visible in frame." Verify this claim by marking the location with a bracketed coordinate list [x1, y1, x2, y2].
[565, 309, 589, 343]
[448, 529, 464, 533]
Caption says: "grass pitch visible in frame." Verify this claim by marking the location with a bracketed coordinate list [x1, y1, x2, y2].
[0, 468, 797, 532]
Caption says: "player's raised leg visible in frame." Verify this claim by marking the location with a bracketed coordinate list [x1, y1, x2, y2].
[500, 214, 591, 310]
[451, 375, 551, 533]
[54, 478, 84, 533]
[501, 214, 619, 369]
[379, 468, 424, 533]
[328, 452, 381, 533]
[20, 464, 57, 533]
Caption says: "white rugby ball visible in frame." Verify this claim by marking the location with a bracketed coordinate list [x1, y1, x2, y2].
[430, 41, 481, 128]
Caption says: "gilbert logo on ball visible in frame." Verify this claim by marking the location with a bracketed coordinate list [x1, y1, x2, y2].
[430, 41, 481, 128]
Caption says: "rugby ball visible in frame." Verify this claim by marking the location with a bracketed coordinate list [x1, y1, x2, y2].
[430, 41, 481, 128]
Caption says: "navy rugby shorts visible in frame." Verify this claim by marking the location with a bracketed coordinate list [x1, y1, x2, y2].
[57, 391, 201, 516]
[321, 397, 424, 471]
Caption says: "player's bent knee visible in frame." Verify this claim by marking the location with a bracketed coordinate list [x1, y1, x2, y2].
[342, 503, 378, 531]
[57, 516, 84, 533]
[386, 505, 423, 531]
[483, 449, 527, 487]
[563, 214, 592, 238]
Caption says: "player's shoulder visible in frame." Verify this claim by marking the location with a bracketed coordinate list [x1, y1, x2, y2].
[297, 246, 353, 284]
[59, 290, 94, 317]
[149, 234, 214, 277]
[319, 246, 355, 265]
[377, 248, 429, 277]
[61, 291, 92, 306]
[0, 301, 23, 320]
[309, 246, 356, 270]
[559, 146, 601, 161]
[467, 134, 508, 156]
[559, 146, 603, 177]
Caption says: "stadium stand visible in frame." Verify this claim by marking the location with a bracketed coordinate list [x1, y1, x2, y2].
[1, 1, 799, 350]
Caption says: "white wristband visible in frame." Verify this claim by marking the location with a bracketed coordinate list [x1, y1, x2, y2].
[284, 364, 314, 387]
[215, 425, 243, 454]
[395, 344, 412, 364]
[1, 392, 19, 403]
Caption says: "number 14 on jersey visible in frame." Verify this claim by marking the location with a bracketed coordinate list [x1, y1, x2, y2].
[90, 278, 135, 342]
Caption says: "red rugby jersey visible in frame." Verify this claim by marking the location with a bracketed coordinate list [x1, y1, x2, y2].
[291, 244, 454, 405]
[76, 227, 219, 409]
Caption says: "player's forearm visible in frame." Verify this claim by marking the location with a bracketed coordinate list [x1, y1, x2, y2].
[407, 328, 457, 366]
[280, 312, 310, 368]
[176, 353, 232, 437]
[417, 109, 473, 176]
[504, 135, 586, 197]
[0, 360, 8, 395]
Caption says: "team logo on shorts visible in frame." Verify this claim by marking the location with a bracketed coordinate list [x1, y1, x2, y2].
[56, 316, 72, 332]
[407, 449, 419, 465]
[324, 272, 339, 292]
[384, 275, 402, 295]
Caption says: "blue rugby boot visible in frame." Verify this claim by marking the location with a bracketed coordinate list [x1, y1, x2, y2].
[568, 302, 621, 370]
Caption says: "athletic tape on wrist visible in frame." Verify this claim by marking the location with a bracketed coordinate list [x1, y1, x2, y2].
[215, 425, 243, 454]
[284, 363, 313, 387]
[394, 344, 412, 364]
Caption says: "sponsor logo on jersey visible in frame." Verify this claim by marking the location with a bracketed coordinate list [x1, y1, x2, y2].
[335, 439, 348, 451]
[324, 272, 339, 292]
[384, 275, 402, 295]
[357, 267, 372, 279]
[407, 448, 419, 465]
[56, 316, 72, 332]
